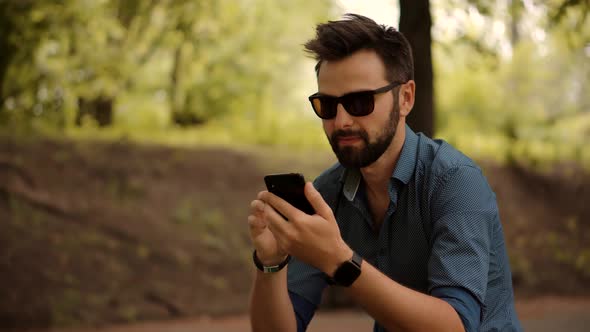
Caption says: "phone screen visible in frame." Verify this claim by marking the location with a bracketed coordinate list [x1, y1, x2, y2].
[264, 173, 315, 215]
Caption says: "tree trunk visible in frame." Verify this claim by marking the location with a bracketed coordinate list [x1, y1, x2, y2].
[0, 3, 25, 111]
[76, 96, 113, 127]
[0, 45, 14, 111]
[399, 0, 434, 137]
[509, 0, 523, 46]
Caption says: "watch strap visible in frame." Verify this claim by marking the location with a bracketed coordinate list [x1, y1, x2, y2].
[253, 250, 291, 273]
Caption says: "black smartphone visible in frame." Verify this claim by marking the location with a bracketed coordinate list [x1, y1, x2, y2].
[264, 173, 315, 215]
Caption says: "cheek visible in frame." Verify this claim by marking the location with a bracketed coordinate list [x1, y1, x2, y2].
[322, 120, 333, 136]
[360, 111, 390, 139]
[372, 97, 395, 123]
[374, 93, 394, 114]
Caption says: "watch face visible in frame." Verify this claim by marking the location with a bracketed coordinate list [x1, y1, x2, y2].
[339, 261, 360, 277]
[334, 255, 362, 287]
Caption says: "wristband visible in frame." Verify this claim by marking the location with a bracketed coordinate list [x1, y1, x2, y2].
[253, 250, 291, 273]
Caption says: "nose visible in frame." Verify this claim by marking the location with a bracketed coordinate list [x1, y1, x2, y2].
[333, 103, 354, 130]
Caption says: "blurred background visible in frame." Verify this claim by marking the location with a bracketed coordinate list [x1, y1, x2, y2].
[0, 0, 589, 331]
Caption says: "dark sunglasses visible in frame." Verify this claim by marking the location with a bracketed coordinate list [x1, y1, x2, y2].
[308, 81, 403, 119]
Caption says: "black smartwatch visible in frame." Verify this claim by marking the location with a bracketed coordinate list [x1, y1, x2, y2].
[329, 251, 363, 287]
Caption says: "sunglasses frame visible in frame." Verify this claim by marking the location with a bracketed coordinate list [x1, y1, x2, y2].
[308, 81, 404, 120]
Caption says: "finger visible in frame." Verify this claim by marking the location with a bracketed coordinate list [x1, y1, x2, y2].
[250, 199, 265, 213]
[248, 214, 266, 229]
[250, 192, 267, 209]
[258, 191, 304, 222]
[261, 199, 292, 237]
[304, 182, 335, 221]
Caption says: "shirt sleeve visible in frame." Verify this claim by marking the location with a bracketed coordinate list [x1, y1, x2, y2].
[289, 291, 317, 332]
[286, 256, 328, 330]
[287, 256, 328, 305]
[428, 165, 497, 310]
[431, 286, 481, 332]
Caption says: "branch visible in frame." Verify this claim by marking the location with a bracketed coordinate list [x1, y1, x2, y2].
[0, 183, 140, 245]
[551, 0, 585, 25]
[144, 291, 184, 316]
[0, 159, 36, 188]
[0, 185, 72, 218]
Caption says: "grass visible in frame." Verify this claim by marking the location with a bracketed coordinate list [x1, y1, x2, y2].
[4, 105, 589, 173]
[60, 111, 330, 151]
[437, 128, 590, 173]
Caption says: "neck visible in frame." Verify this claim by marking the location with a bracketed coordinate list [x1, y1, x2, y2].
[360, 123, 406, 194]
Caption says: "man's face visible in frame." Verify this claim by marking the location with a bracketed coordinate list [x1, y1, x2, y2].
[317, 49, 400, 168]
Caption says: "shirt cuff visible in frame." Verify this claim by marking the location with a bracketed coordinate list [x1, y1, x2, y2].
[431, 286, 481, 332]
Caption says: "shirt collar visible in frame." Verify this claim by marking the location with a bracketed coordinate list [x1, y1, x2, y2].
[392, 125, 418, 185]
[341, 124, 418, 201]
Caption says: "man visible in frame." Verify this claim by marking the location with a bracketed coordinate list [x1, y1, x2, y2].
[247, 14, 522, 332]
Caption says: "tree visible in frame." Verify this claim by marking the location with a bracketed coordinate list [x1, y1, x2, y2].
[0, 0, 333, 131]
[399, 0, 435, 137]
[0, 0, 73, 129]
[396, 0, 589, 138]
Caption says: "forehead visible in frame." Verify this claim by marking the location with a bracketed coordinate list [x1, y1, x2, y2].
[317, 49, 388, 96]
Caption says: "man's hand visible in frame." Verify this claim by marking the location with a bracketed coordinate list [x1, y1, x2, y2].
[248, 197, 288, 266]
[257, 182, 352, 276]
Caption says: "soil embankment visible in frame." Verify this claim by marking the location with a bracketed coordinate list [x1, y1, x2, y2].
[1, 137, 589, 330]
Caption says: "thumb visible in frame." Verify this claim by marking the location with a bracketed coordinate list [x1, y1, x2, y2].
[304, 182, 335, 221]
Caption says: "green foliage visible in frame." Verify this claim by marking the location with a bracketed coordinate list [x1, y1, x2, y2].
[64, 109, 329, 152]
[3, 0, 588, 171]
[0, 0, 334, 132]
[435, 24, 590, 169]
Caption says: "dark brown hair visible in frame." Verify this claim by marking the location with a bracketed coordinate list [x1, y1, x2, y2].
[304, 13, 414, 83]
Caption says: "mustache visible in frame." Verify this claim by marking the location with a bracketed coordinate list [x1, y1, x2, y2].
[331, 129, 369, 143]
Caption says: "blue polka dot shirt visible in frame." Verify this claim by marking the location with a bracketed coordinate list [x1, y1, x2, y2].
[287, 125, 523, 332]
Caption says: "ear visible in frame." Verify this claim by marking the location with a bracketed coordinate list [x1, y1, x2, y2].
[398, 80, 415, 118]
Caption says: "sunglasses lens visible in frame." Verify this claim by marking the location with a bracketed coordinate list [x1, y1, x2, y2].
[310, 91, 377, 119]
[343, 93, 374, 116]
[312, 97, 337, 119]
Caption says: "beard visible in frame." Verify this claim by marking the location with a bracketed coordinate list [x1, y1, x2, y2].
[328, 101, 400, 169]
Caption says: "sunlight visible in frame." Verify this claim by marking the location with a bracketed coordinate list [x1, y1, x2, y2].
[337, 0, 399, 26]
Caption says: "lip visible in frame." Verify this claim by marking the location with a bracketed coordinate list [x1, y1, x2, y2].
[337, 136, 362, 145]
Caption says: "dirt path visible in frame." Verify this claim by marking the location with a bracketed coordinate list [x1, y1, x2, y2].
[29, 296, 590, 332]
